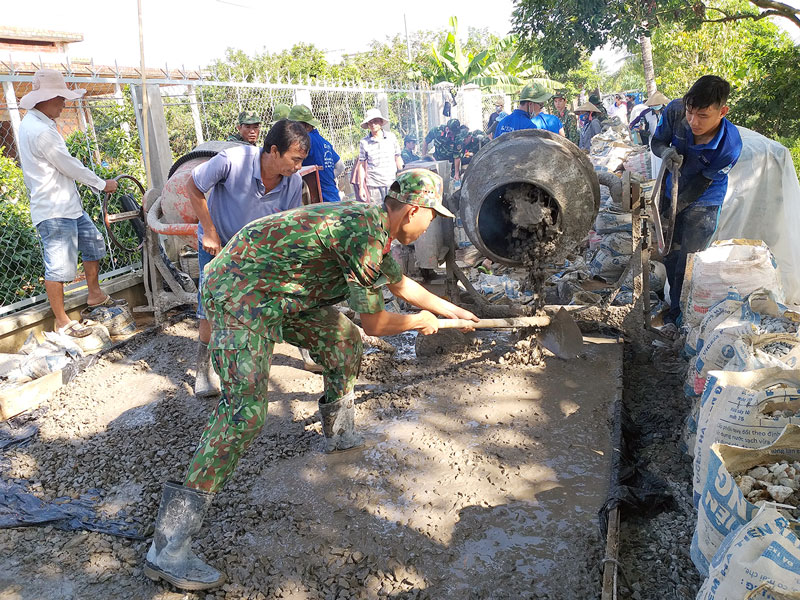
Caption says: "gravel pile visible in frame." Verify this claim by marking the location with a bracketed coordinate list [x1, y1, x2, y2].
[618, 344, 704, 600]
[0, 316, 618, 600]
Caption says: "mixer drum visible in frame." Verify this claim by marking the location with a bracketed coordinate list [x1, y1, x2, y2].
[459, 129, 600, 267]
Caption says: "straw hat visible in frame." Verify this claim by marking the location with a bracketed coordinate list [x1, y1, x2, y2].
[20, 70, 85, 110]
[360, 108, 388, 128]
[575, 101, 601, 113]
[646, 91, 670, 107]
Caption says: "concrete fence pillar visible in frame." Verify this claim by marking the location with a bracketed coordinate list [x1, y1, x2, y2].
[375, 92, 389, 130]
[2, 82, 21, 156]
[187, 85, 204, 145]
[294, 88, 312, 109]
[460, 84, 482, 131]
[130, 84, 173, 193]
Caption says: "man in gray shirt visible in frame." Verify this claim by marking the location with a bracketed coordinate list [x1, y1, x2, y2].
[187, 119, 309, 396]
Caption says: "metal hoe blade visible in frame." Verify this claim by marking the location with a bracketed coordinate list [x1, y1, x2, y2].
[539, 307, 583, 359]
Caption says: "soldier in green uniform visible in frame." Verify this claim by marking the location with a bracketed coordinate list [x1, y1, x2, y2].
[553, 91, 580, 146]
[400, 134, 420, 164]
[423, 118, 465, 180]
[461, 129, 488, 170]
[143, 169, 478, 591]
[226, 110, 261, 145]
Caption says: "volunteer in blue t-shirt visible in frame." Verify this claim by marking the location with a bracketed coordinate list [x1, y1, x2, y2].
[651, 75, 743, 328]
[495, 83, 563, 138]
[288, 104, 345, 203]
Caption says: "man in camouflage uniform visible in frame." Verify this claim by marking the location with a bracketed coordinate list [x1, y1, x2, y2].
[143, 169, 478, 591]
[400, 134, 420, 164]
[423, 118, 465, 180]
[461, 129, 488, 170]
[226, 110, 261, 145]
[553, 91, 580, 146]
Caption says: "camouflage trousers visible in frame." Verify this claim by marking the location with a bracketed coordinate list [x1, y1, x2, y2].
[184, 301, 363, 493]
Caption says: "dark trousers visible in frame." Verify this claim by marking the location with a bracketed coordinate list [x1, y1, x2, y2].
[663, 204, 721, 324]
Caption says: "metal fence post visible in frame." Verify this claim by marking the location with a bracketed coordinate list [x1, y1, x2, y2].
[187, 85, 204, 145]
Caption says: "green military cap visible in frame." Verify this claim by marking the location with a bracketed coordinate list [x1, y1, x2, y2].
[446, 118, 461, 130]
[386, 169, 454, 218]
[269, 103, 291, 126]
[519, 83, 553, 104]
[288, 104, 321, 129]
[238, 110, 261, 125]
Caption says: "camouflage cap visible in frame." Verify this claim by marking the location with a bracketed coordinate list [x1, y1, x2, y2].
[238, 110, 261, 125]
[386, 169, 454, 218]
[269, 103, 291, 125]
[446, 118, 461, 130]
[288, 104, 321, 129]
[404, 134, 417, 143]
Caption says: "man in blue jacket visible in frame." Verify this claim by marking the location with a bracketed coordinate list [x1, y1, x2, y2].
[289, 104, 344, 202]
[651, 75, 743, 328]
[495, 83, 562, 137]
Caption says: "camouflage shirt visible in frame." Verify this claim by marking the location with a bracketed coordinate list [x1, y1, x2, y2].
[400, 148, 420, 164]
[424, 126, 464, 162]
[203, 201, 403, 338]
[226, 132, 255, 145]
[555, 109, 580, 146]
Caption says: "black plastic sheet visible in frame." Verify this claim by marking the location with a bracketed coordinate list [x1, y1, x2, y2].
[0, 480, 144, 539]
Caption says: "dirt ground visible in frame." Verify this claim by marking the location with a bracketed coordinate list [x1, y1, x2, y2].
[0, 313, 622, 600]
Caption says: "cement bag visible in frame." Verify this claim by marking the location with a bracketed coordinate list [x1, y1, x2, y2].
[684, 288, 745, 358]
[725, 333, 800, 373]
[621, 260, 666, 294]
[682, 240, 782, 329]
[681, 393, 703, 457]
[689, 291, 800, 396]
[697, 504, 800, 600]
[589, 247, 628, 282]
[692, 368, 800, 507]
[716, 127, 800, 304]
[692, 424, 800, 575]
[594, 209, 632, 234]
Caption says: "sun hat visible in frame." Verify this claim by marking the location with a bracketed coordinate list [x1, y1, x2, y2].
[237, 110, 261, 125]
[288, 104, 321, 129]
[360, 108, 388, 128]
[519, 83, 553, 104]
[20, 69, 85, 110]
[386, 169, 454, 218]
[646, 91, 670, 107]
[575, 102, 601, 113]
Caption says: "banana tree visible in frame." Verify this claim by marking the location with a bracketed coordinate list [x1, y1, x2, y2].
[423, 19, 563, 95]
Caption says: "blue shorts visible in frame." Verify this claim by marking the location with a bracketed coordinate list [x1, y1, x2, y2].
[36, 211, 107, 282]
[196, 244, 213, 320]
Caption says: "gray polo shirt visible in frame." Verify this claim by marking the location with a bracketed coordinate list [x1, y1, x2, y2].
[358, 131, 400, 188]
[192, 144, 303, 246]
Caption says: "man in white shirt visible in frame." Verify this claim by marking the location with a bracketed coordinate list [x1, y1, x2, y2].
[18, 70, 122, 338]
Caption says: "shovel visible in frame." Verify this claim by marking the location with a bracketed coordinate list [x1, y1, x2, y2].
[436, 307, 583, 359]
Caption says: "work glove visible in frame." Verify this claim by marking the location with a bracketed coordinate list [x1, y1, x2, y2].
[661, 147, 683, 173]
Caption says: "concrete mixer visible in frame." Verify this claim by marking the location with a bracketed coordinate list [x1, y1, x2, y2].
[458, 129, 600, 268]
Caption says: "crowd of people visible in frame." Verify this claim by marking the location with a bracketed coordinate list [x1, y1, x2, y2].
[15, 67, 742, 591]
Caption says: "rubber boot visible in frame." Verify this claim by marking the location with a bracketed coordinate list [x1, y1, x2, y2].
[299, 348, 323, 373]
[194, 342, 221, 397]
[319, 392, 364, 453]
[144, 481, 225, 591]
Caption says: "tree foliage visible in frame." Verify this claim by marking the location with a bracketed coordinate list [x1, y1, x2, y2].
[511, 0, 799, 76]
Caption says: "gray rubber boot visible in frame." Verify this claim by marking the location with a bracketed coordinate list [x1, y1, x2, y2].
[143, 481, 225, 591]
[319, 392, 364, 453]
[194, 342, 221, 397]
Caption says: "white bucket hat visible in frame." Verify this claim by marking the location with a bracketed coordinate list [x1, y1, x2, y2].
[360, 108, 388, 129]
[20, 69, 86, 110]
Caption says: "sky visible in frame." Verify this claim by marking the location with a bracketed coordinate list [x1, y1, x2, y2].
[9, 0, 517, 68]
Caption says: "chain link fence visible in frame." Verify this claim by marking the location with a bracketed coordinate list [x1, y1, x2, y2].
[0, 72, 480, 315]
